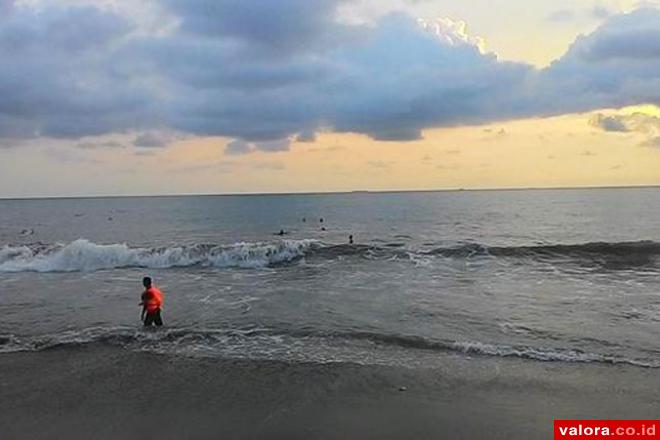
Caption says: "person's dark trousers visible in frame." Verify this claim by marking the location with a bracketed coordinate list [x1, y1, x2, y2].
[144, 309, 163, 326]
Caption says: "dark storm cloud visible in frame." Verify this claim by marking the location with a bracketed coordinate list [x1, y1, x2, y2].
[0, 2, 659, 148]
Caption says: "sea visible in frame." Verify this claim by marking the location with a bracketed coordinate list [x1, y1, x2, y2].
[1, 188, 660, 369]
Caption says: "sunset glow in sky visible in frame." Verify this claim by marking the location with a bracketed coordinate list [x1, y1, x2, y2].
[1, 0, 659, 197]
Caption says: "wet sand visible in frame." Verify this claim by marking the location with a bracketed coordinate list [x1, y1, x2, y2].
[0, 346, 658, 440]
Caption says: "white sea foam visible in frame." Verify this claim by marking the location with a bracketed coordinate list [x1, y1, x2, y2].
[0, 239, 318, 272]
[449, 340, 657, 367]
[1, 327, 657, 368]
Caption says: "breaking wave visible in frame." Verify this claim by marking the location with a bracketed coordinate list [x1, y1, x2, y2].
[2, 239, 659, 272]
[1, 327, 657, 368]
[0, 239, 318, 272]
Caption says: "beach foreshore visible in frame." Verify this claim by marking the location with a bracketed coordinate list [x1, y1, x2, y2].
[0, 346, 658, 440]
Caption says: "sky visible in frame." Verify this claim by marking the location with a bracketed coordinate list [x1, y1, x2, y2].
[0, 0, 659, 197]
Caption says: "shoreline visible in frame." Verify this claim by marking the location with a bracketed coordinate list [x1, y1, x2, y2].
[1, 346, 658, 439]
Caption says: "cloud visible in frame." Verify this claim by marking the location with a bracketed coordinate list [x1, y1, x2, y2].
[561, 8, 660, 61]
[133, 132, 178, 148]
[590, 112, 660, 139]
[296, 130, 317, 143]
[589, 114, 630, 132]
[159, 0, 351, 55]
[0, 4, 156, 140]
[76, 140, 125, 149]
[0, 2, 659, 148]
[255, 138, 291, 152]
[225, 139, 252, 155]
[224, 138, 290, 155]
[531, 10, 660, 118]
[0, 0, 13, 14]
[481, 128, 507, 140]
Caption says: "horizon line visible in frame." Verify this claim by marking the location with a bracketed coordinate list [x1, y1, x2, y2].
[2, 183, 660, 201]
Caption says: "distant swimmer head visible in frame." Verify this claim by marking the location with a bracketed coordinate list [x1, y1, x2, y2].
[143, 276, 152, 288]
[320, 218, 324, 223]
[349, 235, 354, 244]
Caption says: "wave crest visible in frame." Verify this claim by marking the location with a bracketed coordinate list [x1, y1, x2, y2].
[0, 239, 318, 272]
[2, 239, 659, 272]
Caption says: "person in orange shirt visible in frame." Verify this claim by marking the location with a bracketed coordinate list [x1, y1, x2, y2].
[140, 276, 164, 327]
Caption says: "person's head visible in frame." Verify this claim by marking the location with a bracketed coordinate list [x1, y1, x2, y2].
[143, 276, 152, 288]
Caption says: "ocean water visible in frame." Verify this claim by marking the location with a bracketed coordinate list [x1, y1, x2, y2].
[1, 188, 660, 368]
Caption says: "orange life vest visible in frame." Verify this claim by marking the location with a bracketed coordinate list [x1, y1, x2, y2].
[143, 286, 163, 313]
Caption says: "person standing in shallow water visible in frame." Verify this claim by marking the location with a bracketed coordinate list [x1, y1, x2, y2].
[140, 277, 164, 327]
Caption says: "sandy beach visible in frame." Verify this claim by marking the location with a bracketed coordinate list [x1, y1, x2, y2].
[1, 345, 658, 440]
